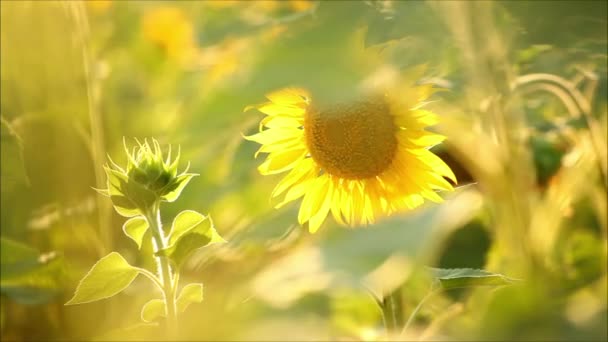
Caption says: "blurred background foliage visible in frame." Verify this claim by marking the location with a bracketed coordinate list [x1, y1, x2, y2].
[0, 0, 606, 341]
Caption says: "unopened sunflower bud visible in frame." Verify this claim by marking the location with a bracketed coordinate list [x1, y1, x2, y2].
[98, 138, 197, 217]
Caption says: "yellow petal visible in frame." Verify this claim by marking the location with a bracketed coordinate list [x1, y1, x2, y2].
[258, 147, 307, 175]
[263, 115, 304, 129]
[271, 158, 316, 198]
[275, 176, 316, 209]
[258, 103, 305, 117]
[348, 181, 365, 225]
[308, 177, 333, 233]
[266, 87, 310, 105]
[330, 178, 346, 225]
[420, 172, 454, 192]
[397, 130, 446, 147]
[298, 174, 328, 225]
[254, 136, 304, 158]
[394, 109, 439, 128]
[415, 150, 457, 183]
[243, 127, 301, 145]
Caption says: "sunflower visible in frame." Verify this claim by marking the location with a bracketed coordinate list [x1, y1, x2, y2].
[244, 68, 457, 233]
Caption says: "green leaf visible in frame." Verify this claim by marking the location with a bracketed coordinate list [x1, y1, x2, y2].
[429, 268, 519, 290]
[0, 238, 65, 304]
[0, 238, 39, 273]
[168, 210, 206, 245]
[139, 283, 204, 323]
[251, 188, 483, 307]
[176, 283, 203, 313]
[0, 116, 29, 193]
[122, 216, 149, 249]
[65, 252, 139, 305]
[110, 195, 140, 217]
[161, 174, 196, 202]
[157, 212, 225, 268]
[140, 299, 165, 323]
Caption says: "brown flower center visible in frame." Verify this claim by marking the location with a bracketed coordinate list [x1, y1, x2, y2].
[304, 97, 398, 179]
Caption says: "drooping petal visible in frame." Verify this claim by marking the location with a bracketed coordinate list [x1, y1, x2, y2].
[298, 174, 329, 225]
[258, 147, 307, 175]
[330, 179, 347, 225]
[271, 158, 316, 198]
[266, 87, 310, 105]
[262, 115, 304, 129]
[258, 103, 305, 117]
[254, 136, 304, 158]
[308, 176, 333, 233]
[243, 127, 302, 145]
[396, 129, 446, 147]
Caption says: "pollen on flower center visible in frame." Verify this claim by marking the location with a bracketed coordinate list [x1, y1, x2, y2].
[304, 96, 398, 179]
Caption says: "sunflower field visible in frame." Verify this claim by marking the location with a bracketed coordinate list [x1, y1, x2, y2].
[1, 1, 607, 341]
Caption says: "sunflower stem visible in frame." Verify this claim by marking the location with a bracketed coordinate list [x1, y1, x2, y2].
[400, 288, 437, 339]
[145, 202, 178, 339]
[381, 287, 404, 337]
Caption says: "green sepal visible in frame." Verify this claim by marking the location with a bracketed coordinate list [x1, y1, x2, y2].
[161, 173, 197, 203]
[110, 195, 140, 218]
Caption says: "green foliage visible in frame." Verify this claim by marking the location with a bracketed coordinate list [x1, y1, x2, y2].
[140, 283, 203, 323]
[100, 139, 198, 214]
[65, 139, 224, 340]
[176, 283, 204, 313]
[1, 1, 606, 341]
[0, 238, 64, 305]
[65, 252, 139, 305]
[122, 216, 149, 249]
[252, 188, 483, 307]
[157, 211, 225, 269]
[429, 268, 518, 290]
[0, 117, 28, 194]
[141, 299, 164, 323]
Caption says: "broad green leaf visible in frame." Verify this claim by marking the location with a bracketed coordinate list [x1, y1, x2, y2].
[0, 238, 65, 304]
[122, 216, 149, 249]
[157, 212, 225, 268]
[251, 188, 483, 307]
[176, 283, 203, 313]
[430, 268, 518, 290]
[0, 116, 28, 193]
[161, 174, 196, 202]
[66, 252, 139, 305]
[168, 210, 206, 245]
[140, 299, 165, 323]
[139, 283, 204, 323]
[0, 238, 39, 273]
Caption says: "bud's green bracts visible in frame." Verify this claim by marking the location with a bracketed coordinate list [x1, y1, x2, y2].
[96, 138, 197, 216]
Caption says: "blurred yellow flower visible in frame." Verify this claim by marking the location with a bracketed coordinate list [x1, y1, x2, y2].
[142, 6, 197, 63]
[245, 71, 457, 233]
[86, 0, 112, 13]
[289, 0, 315, 12]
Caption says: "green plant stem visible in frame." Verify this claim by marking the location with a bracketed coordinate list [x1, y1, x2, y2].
[133, 267, 164, 292]
[400, 289, 437, 339]
[381, 288, 404, 336]
[146, 203, 178, 339]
